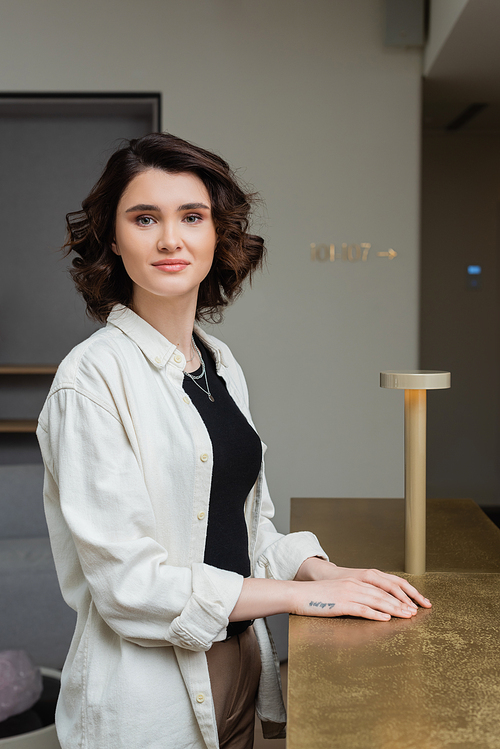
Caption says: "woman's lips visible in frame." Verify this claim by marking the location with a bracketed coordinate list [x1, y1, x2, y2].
[152, 260, 190, 272]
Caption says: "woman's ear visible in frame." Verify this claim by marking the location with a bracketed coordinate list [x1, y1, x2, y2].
[111, 241, 120, 256]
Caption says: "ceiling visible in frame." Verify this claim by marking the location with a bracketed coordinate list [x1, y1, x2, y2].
[423, 0, 500, 131]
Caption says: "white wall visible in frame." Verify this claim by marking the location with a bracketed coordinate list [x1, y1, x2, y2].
[0, 0, 422, 535]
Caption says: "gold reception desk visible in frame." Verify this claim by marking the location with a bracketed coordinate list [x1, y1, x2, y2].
[288, 498, 500, 749]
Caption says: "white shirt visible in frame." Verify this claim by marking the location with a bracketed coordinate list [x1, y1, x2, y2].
[37, 305, 327, 749]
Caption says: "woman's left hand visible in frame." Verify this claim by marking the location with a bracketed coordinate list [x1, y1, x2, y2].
[295, 557, 431, 609]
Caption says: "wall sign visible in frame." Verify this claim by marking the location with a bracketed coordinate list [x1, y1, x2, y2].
[310, 243, 398, 262]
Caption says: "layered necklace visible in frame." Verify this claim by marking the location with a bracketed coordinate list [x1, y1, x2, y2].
[183, 336, 215, 402]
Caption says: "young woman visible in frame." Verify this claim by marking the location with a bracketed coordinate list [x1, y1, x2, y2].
[37, 133, 430, 749]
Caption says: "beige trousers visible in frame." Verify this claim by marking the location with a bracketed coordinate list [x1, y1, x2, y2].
[206, 626, 262, 749]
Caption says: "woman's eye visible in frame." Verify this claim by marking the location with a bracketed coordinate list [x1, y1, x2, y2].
[137, 216, 154, 226]
[184, 214, 201, 224]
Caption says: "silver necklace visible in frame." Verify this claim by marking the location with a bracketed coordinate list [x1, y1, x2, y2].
[184, 338, 196, 363]
[184, 337, 215, 402]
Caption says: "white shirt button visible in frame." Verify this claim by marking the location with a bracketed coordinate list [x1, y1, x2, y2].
[196, 693, 205, 703]
[197, 511, 205, 520]
[183, 396, 190, 404]
[200, 454, 209, 463]
[155, 356, 161, 364]
[174, 354, 182, 364]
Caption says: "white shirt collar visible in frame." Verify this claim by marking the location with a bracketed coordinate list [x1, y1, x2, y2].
[106, 304, 226, 371]
[107, 305, 178, 369]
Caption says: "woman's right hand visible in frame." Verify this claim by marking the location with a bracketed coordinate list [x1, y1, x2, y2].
[290, 577, 418, 621]
[229, 576, 422, 623]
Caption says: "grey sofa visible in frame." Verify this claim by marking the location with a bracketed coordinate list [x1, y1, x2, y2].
[0, 464, 76, 669]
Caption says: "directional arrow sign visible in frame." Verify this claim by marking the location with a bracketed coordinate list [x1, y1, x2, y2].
[377, 248, 397, 259]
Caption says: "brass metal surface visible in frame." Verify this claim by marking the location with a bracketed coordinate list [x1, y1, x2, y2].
[404, 389, 427, 574]
[290, 497, 500, 572]
[380, 370, 451, 389]
[288, 573, 500, 749]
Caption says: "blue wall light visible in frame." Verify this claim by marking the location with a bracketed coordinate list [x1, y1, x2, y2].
[467, 265, 481, 289]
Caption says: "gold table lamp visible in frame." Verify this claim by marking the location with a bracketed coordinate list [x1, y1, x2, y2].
[380, 370, 451, 574]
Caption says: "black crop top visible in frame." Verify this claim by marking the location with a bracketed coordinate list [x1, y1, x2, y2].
[182, 335, 262, 636]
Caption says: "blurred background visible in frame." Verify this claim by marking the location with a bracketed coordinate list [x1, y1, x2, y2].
[0, 0, 499, 532]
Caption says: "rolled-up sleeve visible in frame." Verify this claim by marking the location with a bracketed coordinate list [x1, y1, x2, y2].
[37, 387, 243, 651]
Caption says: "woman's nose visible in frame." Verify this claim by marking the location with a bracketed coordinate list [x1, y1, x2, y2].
[158, 222, 182, 252]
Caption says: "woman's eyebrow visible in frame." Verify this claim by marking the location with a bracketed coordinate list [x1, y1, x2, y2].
[124, 202, 210, 213]
[177, 202, 210, 211]
[125, 203, 160, 213]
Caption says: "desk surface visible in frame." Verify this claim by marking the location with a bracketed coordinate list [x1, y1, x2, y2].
[288, 572, 500, 749]
[288, 499, 500, 748]
[290, 497, 500, 572]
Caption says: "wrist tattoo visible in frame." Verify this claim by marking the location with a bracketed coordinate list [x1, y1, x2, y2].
[309, 601, 336, 610]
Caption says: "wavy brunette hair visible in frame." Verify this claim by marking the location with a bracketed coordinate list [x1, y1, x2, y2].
[64, 133, 265, 323]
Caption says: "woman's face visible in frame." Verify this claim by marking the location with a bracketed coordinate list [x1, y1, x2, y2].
[112, 168, 217, 310]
